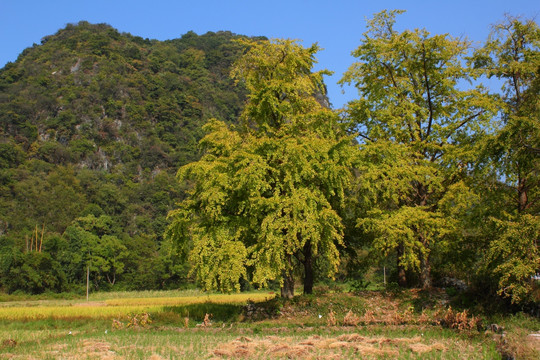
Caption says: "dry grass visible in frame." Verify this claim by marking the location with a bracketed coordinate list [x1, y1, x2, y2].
[0, 289, 528, 359]
[44, 339, 120, 360]
[408, 342, 447, 353]
[438, 306, 482, 330]
[495, 328, 540, 360]
[210, 333, 452, 359]
[326, 310, 336, 326]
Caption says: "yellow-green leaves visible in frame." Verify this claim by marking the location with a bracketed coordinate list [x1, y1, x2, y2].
[232, 38, 332, 134]
[473, 16, 540, 303]
[486, 214, 540, 303]
[341, 10, 495, 146]
[343, 10, 497, 287]
[167, 40, 354, 294]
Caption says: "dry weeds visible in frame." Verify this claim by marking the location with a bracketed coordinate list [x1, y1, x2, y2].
[326, 310, 336, 326]
[342, 310, 360, 326]
[46, 339, 121, 360]
[148, 354, 167, 360]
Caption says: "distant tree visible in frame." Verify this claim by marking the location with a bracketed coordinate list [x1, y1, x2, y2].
[340, 10, 496, 288]
[0, 249, 66, 294]
[10, 165, 86, 234]
[167, 39, 354, 298]
[63, 214, 127, 289]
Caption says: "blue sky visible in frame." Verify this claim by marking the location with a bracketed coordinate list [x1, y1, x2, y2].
[1, 0, 538, 108]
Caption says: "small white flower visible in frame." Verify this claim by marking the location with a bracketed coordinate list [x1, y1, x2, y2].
[318, 314, 322, 318]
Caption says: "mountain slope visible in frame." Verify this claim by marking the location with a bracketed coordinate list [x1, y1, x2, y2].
[0, 22, 263, 292]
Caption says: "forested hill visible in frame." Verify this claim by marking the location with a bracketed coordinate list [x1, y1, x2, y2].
[0, 22, 264, 292]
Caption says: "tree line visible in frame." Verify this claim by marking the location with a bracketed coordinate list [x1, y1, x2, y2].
[167, 10, 539, 305]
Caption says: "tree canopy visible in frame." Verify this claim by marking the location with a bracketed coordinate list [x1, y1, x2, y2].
[472, 15, 540, 303]
[167, 39, 355, 297]
[340, 10, 497, 288]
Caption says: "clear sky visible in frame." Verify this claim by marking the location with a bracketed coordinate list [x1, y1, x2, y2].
[1, 0, 538, 108]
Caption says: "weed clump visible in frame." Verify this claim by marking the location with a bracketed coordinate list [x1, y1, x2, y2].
[327, 310, 337, 326]
[437, 307, 481, 331]
[203, 313, 212, 327]
[2, 338, 17, 348]
[112, 312, 152, 329]
[343, 310, 360, 326]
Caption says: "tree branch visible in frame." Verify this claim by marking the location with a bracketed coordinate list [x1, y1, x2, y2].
[381, 61, 415, 141]
[357, 133, 374, 143]
[422, 43, 434, 140]
[446, 110, 485, 140]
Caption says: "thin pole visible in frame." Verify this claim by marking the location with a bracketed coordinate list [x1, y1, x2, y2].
[39, 223, 44, 252]
[86, 265, 90, 301]
[34, 225, 38, 251]
[383, 266, 386, 285]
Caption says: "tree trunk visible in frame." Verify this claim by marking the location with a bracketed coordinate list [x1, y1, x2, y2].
[106, 272, 116, 285]
[418, 232, 431, 289]
[281, 270, 295, 299]
[86, 265, 90, 301]
[517, 175, 529, 213]
[420, 253, 431, 289]
[397, 244, 407, 287]
[281, 255, 295, 299]
[303, 241, 314, 295]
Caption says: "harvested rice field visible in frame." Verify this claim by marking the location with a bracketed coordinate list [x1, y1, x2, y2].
[0, 289, 538, 359]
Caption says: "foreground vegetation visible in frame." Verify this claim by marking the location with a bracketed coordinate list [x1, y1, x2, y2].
[0, 289, 538, 359]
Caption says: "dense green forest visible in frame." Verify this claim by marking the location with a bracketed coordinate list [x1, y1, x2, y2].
[0, 21, 263, 292]
[0, 12, 538, 307]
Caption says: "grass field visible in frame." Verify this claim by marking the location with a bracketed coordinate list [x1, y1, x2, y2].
[0, 289, 538, 359]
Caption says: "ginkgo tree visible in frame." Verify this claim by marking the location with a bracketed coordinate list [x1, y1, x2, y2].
[166, 39, 355, 298]
[473, 16, 540, 303]
[340, 10, 496, 288]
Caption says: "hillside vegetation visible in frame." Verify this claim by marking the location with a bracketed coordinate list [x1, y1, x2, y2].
[0, 21, 262, 292]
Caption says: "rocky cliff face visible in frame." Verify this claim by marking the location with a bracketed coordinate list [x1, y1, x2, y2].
[1, 22, 255, 173]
